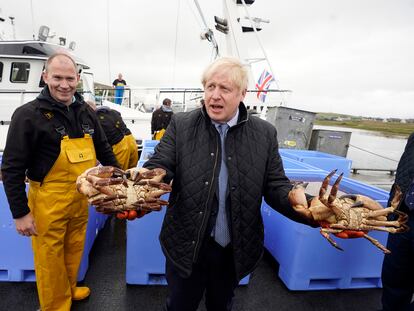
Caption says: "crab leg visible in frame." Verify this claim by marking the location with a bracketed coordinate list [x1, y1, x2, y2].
[320, 228, 344, 251]
[363, 234, 390, 254]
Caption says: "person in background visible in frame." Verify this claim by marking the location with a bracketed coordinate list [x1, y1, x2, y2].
[381, 132, 414, 311]
[142, 57, 313, 311]
[1, 53, 119, 311]
[151, 98, 173, 140]
[87, 101, 138, 170]
[112, 73, 127, 105]
[116, 114, 139, 169]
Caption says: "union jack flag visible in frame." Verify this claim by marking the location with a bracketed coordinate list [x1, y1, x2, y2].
[255, 69, 275, 103]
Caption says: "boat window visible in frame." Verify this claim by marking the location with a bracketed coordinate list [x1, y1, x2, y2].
[10, 62, 30, 83]
[0, 62, 3, 82]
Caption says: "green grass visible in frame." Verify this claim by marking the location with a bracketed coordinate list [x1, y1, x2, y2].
[315, 120, 414, 137]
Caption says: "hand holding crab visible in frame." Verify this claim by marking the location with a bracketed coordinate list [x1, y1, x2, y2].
[76, 166, 172, 220]
[288, 170, 409, 254]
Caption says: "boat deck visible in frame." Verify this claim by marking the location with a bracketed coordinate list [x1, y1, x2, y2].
[0, 217, 383, 311]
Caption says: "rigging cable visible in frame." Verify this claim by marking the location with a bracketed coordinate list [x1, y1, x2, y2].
[239, 0, 287, 107]
[348, 143, 399, 162]
[30, 0, 36, 39]
[172, 0, 181, 88]
[106, 0, 112, 84]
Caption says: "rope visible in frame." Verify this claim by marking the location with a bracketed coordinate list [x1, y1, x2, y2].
[348, 143, 399, 162]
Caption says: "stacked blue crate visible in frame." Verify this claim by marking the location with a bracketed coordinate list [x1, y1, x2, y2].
[280, 149, 352, 177]
[262, 169, 390, 290]
[0, 182, 103, 282]
[77, 205, 103, 281]
[0, 183, 35, 281]
[142, 140, 159, 149]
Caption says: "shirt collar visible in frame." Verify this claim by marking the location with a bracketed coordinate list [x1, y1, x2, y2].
[212, 109, 239, 128]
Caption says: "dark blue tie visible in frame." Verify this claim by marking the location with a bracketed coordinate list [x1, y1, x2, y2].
[214, 123, 231, 247]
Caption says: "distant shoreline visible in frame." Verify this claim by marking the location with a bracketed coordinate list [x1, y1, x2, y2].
[314, 120, 414, 138]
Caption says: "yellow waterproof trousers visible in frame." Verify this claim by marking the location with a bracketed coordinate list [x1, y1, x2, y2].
[125, 134, 138, 168]
[112, 135, 130, 170]
[28, 135, 96, 311]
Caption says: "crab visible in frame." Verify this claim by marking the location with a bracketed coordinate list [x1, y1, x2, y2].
[76, 166, 172, 215]
[288, 170, 409, 254]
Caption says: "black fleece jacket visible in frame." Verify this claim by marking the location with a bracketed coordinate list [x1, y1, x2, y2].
[1, 86, 119, 219]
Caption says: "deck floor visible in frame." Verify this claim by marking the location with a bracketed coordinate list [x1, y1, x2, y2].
[0, 217, 385, 311]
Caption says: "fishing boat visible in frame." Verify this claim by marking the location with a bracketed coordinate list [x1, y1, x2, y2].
[0, 2, 406, 310]
[0, 12, 153, 151]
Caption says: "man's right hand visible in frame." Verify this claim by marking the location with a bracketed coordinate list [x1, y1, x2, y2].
[15, 213, 38, 237]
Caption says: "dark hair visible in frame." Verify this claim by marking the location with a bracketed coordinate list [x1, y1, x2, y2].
[163, 98, 172, 106]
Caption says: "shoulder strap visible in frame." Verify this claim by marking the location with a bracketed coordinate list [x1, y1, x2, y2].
[80, 108, 95, 136]
[39, 109, 67, 138]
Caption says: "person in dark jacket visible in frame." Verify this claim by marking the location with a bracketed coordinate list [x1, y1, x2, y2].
[1, 53, 119, 311]
[142, 57, 312, 311]
[151, 98, 173, 140]
[87, 102, 138, 170]
[381, 132, 414, 311]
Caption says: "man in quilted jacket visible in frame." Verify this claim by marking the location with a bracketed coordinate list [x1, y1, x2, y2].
[143, 57, 312, 311]
[381, 132, 414, 311]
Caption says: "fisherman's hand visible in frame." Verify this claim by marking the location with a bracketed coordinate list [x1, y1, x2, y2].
[15, 213, 38, 237]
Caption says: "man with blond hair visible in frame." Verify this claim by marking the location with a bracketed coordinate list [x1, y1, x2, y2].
[143, 57, 313, 311]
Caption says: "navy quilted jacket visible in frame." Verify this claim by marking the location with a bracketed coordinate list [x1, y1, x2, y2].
[144, 103, 310, 281]
[388, 132, 414, 212]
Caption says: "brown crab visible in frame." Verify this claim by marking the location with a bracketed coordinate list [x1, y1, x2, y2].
[76, 166, 172, 217]
[288, 170, 409, 254]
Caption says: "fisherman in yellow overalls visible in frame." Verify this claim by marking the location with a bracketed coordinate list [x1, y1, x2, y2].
[1, 53, 119, 311]
[86, 102, 138, 170]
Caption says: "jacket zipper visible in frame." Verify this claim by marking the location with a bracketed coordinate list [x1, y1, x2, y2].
[192, 131, 220, 263]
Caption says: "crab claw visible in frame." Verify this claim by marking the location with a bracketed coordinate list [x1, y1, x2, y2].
[127, 167, 167, 183]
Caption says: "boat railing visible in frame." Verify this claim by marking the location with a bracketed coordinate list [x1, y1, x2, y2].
[94, 87, 291, 114]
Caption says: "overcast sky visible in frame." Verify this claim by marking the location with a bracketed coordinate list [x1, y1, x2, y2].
[1, 0, 413, 118]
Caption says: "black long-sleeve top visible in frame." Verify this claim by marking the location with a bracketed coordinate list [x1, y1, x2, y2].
[1, 86, 119, 218]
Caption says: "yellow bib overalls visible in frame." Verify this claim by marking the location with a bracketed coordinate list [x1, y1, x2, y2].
[111, 135, 130, 170]
[125, 133, 138, 168]
[28, 134, 96, 311]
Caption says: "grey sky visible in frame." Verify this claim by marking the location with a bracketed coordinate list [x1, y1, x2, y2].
[1, 0, 413, 118]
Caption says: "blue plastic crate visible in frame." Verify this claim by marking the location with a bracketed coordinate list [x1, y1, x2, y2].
[139, 147, 155, 162]
[78, 205, 102, 281]
[0, 182, 102, 282]
[282, 156, 324, 173]
[142, 140, 159, 148]
[262, 170, 390, 290]
[280, 149, 352, 177]
[126, 193, 250, 286]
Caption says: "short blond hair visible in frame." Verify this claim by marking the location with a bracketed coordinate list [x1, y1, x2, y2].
[201, 57, 249, 91]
